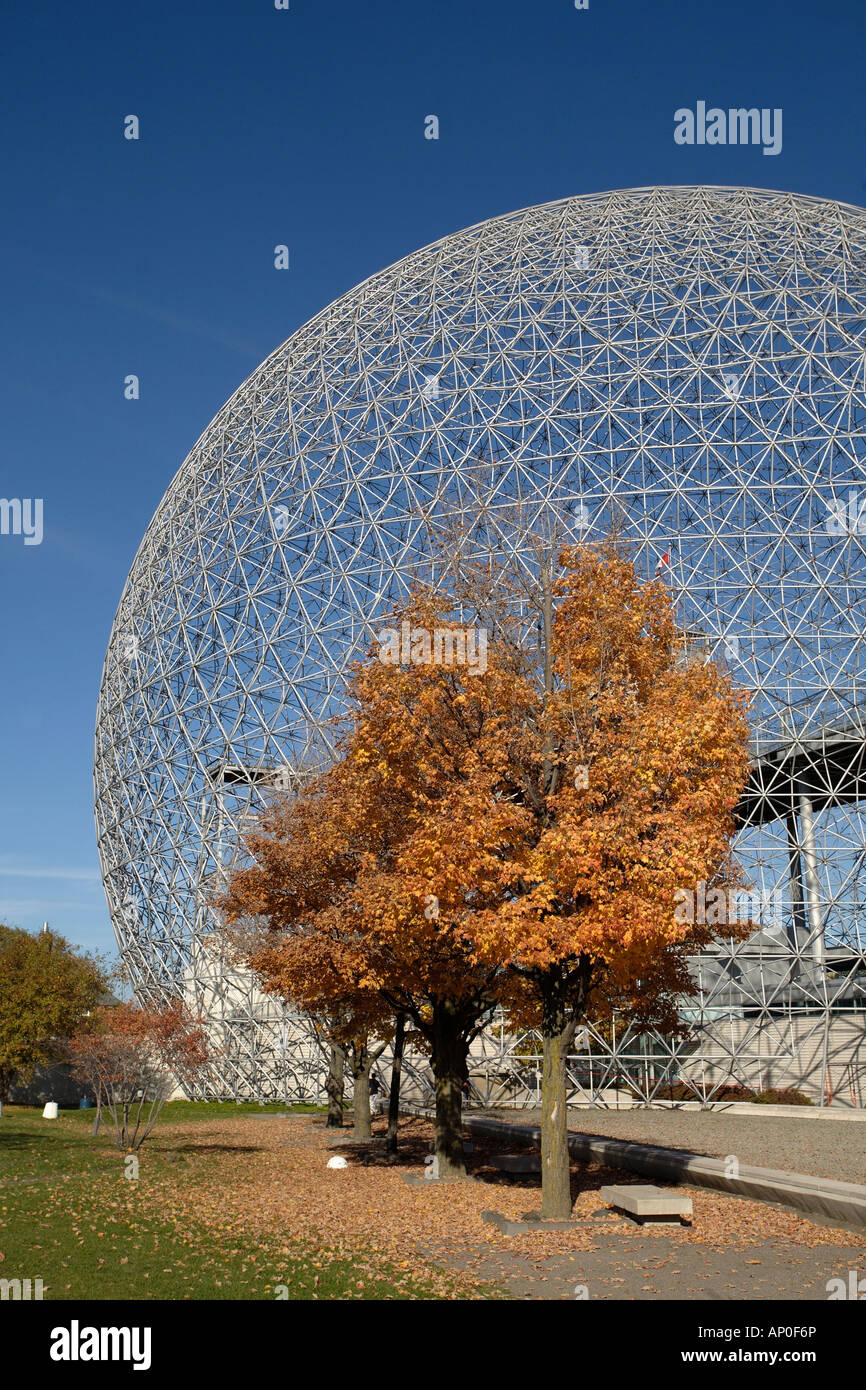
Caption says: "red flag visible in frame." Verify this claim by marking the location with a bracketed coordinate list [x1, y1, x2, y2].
[654, 550, 670, 577]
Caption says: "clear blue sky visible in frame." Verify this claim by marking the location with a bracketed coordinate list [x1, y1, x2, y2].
[1, 0, 864, 959]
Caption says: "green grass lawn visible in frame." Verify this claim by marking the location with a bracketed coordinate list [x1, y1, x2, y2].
[0, 1108, 487, 1300]
[58, 1098, 326, 1128]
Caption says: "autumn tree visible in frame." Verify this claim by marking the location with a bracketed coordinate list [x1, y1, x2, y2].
[218, 784, 393, 1138]
[220, 540, 750, 1202]
[428, 537, 752, 1216]
[0, 924, 108, 1103]
[248, 922, 393, 1140]
[361, 540, 749, 1214]
[68, 1000, 209, 1151]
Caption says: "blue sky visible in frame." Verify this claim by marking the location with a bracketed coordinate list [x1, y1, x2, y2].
[0, 0, 864, 959]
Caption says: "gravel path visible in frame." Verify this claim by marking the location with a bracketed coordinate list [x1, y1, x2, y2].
[479, 1108, 866, 1186]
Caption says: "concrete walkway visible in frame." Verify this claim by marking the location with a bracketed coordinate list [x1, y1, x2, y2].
[419, 1231, 864, 1300]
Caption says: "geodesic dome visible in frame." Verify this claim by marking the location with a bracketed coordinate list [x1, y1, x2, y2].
[95, 185, 866, 1101]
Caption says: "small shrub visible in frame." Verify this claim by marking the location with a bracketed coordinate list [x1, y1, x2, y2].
[750, 1087, 813, 1106]
[624, 1079, 813, 1106]
[636, 1081, 755, 1103]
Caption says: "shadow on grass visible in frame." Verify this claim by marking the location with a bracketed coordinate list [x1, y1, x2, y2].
[163, 1142, 265, 1156]
[0, 1128, 99, 1156]
[0, 1131, 59, 1151]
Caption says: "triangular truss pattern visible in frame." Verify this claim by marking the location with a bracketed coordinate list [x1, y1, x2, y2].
[95, 187, 866, 1105]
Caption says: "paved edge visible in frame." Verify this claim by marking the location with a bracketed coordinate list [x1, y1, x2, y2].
[568, 1102, 866, 1121]
[402, 1104, 866, 1230]
[481, 1210, 591, 1235]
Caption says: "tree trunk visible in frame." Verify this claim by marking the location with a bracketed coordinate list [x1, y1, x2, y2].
[386, 1012, 406, 1156]
[540, 989, 573, 1220]
[350, 1043, 372, 1141]
[325, 1042, 345, 1128]
[431, 1003, 468, 1178]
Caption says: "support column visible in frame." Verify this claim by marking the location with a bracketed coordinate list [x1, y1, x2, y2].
[798, 792, 825, 967]
[785, 810, 806, 961]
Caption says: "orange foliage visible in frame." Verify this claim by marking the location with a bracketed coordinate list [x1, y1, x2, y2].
[219, 541, 751, 1177]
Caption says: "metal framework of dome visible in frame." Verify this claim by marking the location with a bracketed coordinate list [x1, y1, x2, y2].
[94, 186, 866, 1106]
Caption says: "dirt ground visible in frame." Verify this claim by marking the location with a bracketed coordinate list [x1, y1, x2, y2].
[143, 1113, 866, 1300]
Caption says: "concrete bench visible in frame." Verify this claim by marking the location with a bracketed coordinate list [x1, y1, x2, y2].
[601, 1183, 693, 1224]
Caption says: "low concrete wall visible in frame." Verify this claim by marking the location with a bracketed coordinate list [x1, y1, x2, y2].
[464, 1114, 866, 1231]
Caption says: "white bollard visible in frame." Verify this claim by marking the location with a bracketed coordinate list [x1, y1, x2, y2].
[42, 1102, 59, 1119]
